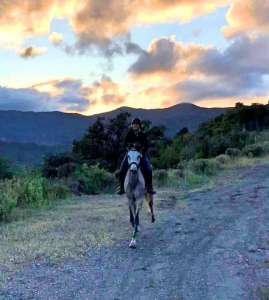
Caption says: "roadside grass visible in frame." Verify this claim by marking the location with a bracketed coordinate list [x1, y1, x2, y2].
[155, 155, 269, 191]
[0, 189, 181, 287]
[0, 194, 127, 286]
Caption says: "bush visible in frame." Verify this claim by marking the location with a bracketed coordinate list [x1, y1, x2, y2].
[17, 171, 70, 208]
[44, 180, 70, 201]
[215, 154, 231, 165]
[242, 143, 269, 157]
[74, 164, 116, 194]
[20, 174, 47, 207]
[42, 153, 76, 178]
[189, 158, 222, 176]
[0, 179, 20, 221]
[0, 157, 13, 180]
[183, 170, 207, 187]
[225, 148, 242, 157]
[153, 169, 169, 187]
[0, 171, 71, 221]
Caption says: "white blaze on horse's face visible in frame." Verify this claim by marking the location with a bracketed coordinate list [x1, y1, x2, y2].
[128, 150, 142, 173]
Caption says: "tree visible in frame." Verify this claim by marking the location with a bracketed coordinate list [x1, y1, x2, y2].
[73, 117, 108, 165]
[176, 127, 189, 137]
[72, 113, 131, 171]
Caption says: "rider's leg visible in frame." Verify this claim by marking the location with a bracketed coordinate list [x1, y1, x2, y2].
[141, 154, 156, 194]
[118, 155, 128, 194]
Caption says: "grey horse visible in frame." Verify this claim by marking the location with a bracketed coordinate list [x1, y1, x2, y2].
[124, 149, 155, 248]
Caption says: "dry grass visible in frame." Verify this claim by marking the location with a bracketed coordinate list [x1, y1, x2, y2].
[225, 155, 269, 169]
[0, 195, 128, 285]
[0, 189, 184, 286]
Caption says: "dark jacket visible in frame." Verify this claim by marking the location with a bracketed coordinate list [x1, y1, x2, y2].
[124, 128, 148, 154]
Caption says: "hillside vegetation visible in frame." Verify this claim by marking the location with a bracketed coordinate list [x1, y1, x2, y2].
[0, 102, 269, 222]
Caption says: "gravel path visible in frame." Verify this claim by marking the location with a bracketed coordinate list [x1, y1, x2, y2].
[1, 164, 269, 300]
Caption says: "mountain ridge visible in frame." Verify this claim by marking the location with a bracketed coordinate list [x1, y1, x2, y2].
[0, 103, 227, 146]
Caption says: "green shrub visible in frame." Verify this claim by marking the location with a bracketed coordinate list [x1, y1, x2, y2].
[153, 169, 169, 187]
[74, 164, 116, 194]
[189, 158, 222, 176]
[167, 169, 183, 188]
[0, 179, 19, 221]
[0, 157, 13, 180]
[215, 154, 231, 165]
[0, 170, 70, 222]
[19, 171, 70, 207]
[225, 148, 242, 157]
[42, 153, 76, 178]
[44, 180, 70, 201]
[21, 174, 47, 207]
[242, 142, 269, 157]
[183, 170, 207, 187]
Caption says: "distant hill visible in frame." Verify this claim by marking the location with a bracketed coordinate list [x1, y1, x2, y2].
[0, 142, 70, 165]
[0, 103, 226, 146]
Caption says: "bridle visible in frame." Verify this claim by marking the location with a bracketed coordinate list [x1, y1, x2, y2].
[127, 150, 141, 171]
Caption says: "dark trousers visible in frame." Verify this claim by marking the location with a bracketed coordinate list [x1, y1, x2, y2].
[119, 154, 153, 188]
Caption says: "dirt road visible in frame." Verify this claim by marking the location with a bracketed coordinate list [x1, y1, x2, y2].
[1, 164, 269, 300]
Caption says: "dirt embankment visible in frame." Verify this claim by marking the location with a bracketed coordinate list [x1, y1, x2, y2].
[1, 164, 269, 300]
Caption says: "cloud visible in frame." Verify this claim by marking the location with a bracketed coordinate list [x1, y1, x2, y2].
[49, 32, 64, 46]
[128, 34, 269, 106]
[87, 75, 127, 105]
[69, 0, 227, 55]
[177, 35, 269, 101]
[8, 76, 126, 113]
[0, 86, 51, 111]
[223, 0, 269, 38]
[0, 1, 74, 49]
[0, 0, 227, 54]
[19, 46, 47, 58]
[129, 37, 181, 74]
[129, 36, 209, 78]
[0, 78, 91, 112]
[189, 35, 269, 82]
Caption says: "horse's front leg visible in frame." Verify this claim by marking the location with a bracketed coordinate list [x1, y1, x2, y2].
[129, 198, 139, 248]
[129, 207, 134, 228]
[146, 193, 155, 223]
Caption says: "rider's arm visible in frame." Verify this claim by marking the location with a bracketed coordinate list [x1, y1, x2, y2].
[141, 132, 149, 154]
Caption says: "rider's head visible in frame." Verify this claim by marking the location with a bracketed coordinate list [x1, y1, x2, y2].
[131, 118, 141, 131]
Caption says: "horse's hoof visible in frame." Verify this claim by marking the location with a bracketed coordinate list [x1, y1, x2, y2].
[152, 216, 155, 223]
[129, 239, 136, 248]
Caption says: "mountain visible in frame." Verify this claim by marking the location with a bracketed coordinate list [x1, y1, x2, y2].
[0, 142, 70, 166]
[0, 103, 227, 165]
[0, 103, 227, 146]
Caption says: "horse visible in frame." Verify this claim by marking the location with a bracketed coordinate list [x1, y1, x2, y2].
[124, 148, 155, 248]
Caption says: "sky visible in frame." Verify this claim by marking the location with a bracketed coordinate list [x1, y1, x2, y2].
[0, 0, 269, 115]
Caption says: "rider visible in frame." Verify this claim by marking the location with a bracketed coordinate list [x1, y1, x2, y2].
[117, 117, 156, 195]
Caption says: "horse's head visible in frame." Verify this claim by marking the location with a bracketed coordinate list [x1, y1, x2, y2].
[127, 150, 142, 174]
